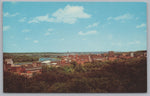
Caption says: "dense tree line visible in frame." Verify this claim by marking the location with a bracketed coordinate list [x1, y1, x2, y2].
[4, 57, 147, 93]
[3, 55, 39, 63]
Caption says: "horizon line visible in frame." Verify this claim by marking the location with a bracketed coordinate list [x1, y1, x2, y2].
[3, 50, 147, 54]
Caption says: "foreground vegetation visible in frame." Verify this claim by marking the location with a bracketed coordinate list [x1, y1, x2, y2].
[4, 57, 147, 93]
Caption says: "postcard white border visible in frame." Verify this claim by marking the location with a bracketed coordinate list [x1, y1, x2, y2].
[0, 0, 149, 96]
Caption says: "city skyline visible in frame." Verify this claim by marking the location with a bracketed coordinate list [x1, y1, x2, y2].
[3, 2, 147, 52]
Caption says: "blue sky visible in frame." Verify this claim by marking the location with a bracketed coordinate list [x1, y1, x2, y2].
[3, 2, 147, 52]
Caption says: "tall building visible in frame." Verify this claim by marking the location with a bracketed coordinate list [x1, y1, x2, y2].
[88, 55, 92, 62]
[130, 53, 134, 57]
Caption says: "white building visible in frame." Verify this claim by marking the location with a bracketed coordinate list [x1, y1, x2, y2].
[130, 53, 134, 57]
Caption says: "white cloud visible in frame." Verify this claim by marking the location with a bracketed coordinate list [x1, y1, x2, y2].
[128, 41, 140, 45]
[22, 29, 30, 32]
[86, 22, 99, 28]
[28, 14, 51, 23]
[28, 5, 91, 24]
[114, 13, 133, 20]
[44, 28, 53, 36]
[48, 28, 53, 31]
[19, 17, 26, 22]
[136, 23, 146, 28]
[107, 13, 133, 21]
[3, 26, 10, 31]
[25, 37, 30, 40]
[44, 32, 51, 36]
[51, 5, 91, 24]
[4, 12, 9, 17]
[4, 12, 19, 17]
[107, 17, 113, 21]
[33, 40, 39, 43]
[78, 30, 97, 36]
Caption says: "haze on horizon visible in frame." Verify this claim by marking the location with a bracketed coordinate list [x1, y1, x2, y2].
[3, 2, 147, 53]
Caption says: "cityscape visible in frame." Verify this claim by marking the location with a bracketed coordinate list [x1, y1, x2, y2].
[4, 51, 147, 78]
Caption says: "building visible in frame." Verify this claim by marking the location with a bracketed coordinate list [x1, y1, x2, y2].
[25, 67, 42, 78]
[130, 53, 134, 57]
[41, 60, 51, 66]
[11, 66, 22, 73]
[4, 59, 14, 71]
[108, 51, 114, 57]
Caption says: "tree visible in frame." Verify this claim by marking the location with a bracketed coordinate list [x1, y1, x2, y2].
[70, 61, 77, 68]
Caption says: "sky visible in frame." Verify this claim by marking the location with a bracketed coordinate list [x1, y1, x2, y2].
[3, 2, 147, 52]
